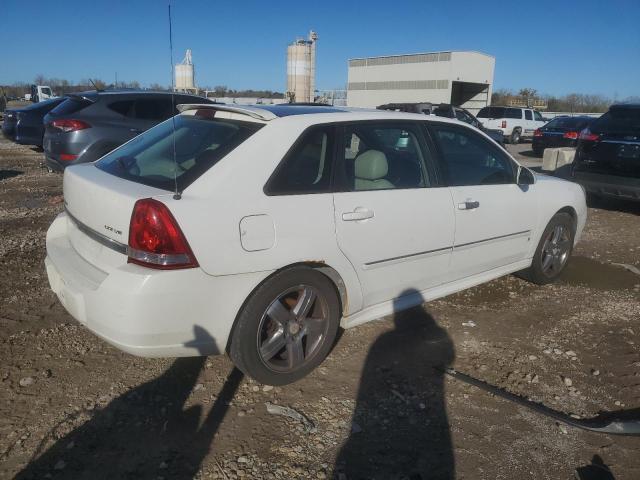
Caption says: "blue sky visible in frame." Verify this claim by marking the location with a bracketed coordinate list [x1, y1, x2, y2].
[2, 0, 639, 98]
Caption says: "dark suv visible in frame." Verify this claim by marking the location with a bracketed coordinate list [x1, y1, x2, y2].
[572, 104, 640, 202]
[43, 91, 213, 171]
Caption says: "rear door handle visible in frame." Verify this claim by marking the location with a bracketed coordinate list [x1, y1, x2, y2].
[458, 201, 480, 210]
[342, 208, 374, 221]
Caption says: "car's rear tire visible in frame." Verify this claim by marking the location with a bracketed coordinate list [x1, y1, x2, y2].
[532, 146, 543, 157]
[517, 212, 575, 285]
[509, 128, 521, 145]
[229, 267, 341, 385]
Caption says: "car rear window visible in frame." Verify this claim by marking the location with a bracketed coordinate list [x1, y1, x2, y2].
[50, 97, 92, 116]
[95, 112, 263, 191]
[590, 108, 640, 135]
[21, 97, 63, 111]
[546, 117, 593, 130]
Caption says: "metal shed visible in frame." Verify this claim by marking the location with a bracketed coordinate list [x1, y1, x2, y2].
[346, 50, 495, 114]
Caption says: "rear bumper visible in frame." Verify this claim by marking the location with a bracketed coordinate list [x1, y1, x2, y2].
[572, 171, 640, 201]
[45, 213, 270, 357]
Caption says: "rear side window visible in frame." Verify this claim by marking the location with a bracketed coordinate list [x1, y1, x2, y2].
[108, 100, 135, 116]
[335, 122, 432, 191]
[50, 98, 91, 116]
[524, 110, 533, 120]
[133, 98, 174, 121]
[96, 113, 263, 191]
[431, 124, 515, 186]
[477, 107, 505, 118]
[506, 108, 522, 119]
[265, 126, 335, 195]
[590, 108, 640, 135]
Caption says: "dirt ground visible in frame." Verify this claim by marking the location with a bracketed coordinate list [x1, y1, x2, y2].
[0, 136, 639, 480]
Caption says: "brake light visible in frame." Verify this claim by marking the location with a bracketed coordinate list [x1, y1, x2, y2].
[59, 154, 78, 161]
[534, 129, 543, 137]
[50, 119, 91, 133]
[579, 128, 599, 141]
[127, 199, 198, 269]
[501, 120, 507, 129]
[563, 131, 579, 140]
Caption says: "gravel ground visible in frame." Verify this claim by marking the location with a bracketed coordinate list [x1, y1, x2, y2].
[0, 137, 639, 480]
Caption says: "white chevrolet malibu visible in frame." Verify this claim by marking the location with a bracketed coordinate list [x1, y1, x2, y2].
[45, 104, 587, 384]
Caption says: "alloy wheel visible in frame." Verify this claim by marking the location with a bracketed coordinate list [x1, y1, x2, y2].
[541, 224, 571, 277]
[257, 285, 330, 373]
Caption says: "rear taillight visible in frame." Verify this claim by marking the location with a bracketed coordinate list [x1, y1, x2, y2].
[563, 131, 579, 140]
[127, 198, 198, 269]
[59, 154, 78, 161]
[501, 120, 507, 129]
[579, 128, 599, 141]
[534, 129, 543, 137]
[50, 119, 91, 133]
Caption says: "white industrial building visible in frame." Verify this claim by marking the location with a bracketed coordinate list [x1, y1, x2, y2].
[346, 50, 495, 113]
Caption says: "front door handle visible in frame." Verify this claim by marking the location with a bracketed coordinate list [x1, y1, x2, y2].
[458, 201, 480, 210]
[342, 208, 374, 221]
[129, 128, 143, 134]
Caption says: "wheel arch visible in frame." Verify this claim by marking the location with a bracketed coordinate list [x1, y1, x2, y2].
[224, 261, 348, 353]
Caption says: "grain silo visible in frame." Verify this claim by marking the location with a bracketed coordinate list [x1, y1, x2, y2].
[286, 31, 318, 103]
[174, 49, 196, 93]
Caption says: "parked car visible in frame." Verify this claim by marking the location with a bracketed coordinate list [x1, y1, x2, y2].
[377, 102, 504, 145]
[571, 103, 640, 201]
[43, 90, 214, 171]
[476, 106, 546, 144]
[45, 104, 586, 385]
[532, 116, 595, 156]
[431, 103, 505, 146]
[1, 97, 67, 147]
[378, 102, 435, 115]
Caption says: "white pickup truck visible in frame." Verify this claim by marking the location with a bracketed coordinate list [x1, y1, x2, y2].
[477, 106, 546, 144]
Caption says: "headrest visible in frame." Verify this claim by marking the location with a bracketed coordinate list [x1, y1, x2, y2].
[355, 150, 388, 180]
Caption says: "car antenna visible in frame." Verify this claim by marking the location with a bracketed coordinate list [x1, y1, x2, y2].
[167, 0, 181, 200]
[89, 78, 103, 92]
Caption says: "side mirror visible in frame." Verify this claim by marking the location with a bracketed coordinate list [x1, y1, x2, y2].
[517, 166, 535, 185]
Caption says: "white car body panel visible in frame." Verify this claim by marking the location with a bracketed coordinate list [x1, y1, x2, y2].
[45, 106, 587, 358]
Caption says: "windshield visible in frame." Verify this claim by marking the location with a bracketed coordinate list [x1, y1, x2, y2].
[590, 108, 640, 136]
[95, 113, 263, 191]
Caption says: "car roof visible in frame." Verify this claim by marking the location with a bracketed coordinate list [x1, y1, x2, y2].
[68, 90, 209, 102]
[178, 103, 464, 126]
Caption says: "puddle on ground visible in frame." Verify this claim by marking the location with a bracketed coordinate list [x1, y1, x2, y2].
[560, 256, 640, 290]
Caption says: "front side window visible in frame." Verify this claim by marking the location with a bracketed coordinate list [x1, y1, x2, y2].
[265, 126, 335, 195]
[431, 124, 515, 186]
[534, 111, 544, 121]
[336, 122, 431, 191]
[96, 112, 263, 191]
[525, 110, 533, 120]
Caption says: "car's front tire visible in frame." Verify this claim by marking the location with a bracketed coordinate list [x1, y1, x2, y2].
[229, 267, 341, 385]
[518, 212, 575, 285]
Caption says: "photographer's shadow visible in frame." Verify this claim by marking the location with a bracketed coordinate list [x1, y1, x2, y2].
[16, 326, 243, 480]
[335, 289, 455, 479]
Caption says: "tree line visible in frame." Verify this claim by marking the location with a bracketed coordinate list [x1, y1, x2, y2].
[492, 88, 639, 113]
[1, 76, 283, 99]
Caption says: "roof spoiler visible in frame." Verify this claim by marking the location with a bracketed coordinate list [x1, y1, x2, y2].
[177, 103, 276, 121]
